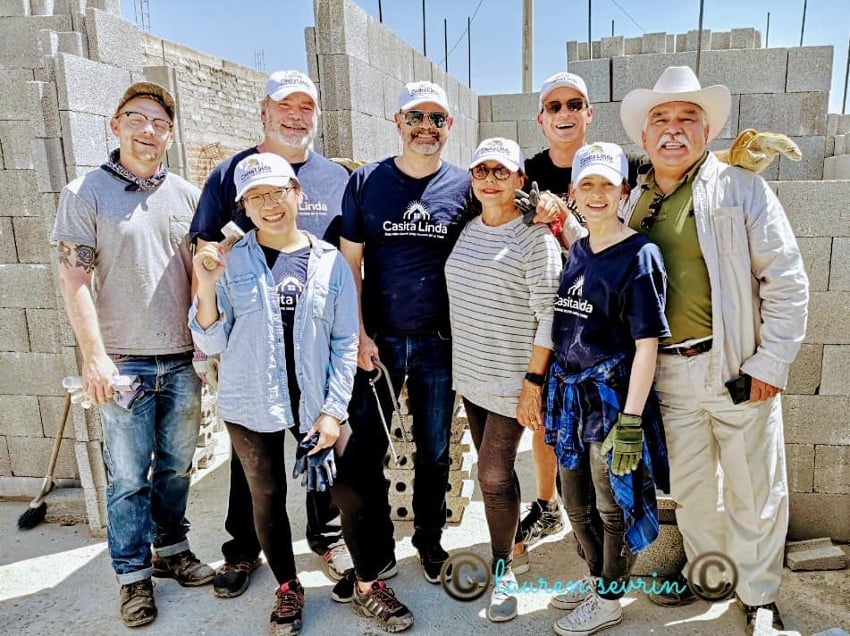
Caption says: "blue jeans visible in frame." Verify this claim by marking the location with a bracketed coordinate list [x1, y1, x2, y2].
[100, 352, 201, 585]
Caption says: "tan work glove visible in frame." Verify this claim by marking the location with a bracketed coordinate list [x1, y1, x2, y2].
[714, 129, 802, 174]
[329, 157, 368, 175]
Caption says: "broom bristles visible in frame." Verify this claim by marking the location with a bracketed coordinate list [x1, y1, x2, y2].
[17, 501, 47, 530]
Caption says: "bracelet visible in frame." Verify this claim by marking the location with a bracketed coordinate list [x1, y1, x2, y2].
[524, 372, 545, 386]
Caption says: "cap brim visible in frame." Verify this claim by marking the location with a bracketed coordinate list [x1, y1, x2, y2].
[573, 164, 624, 186]
[469, 155, 521, 173]
[400, 97, 451, 113]
[267, 87, 320, 113]
[234, 175, 295, 202]
[620, 85, 731, 146]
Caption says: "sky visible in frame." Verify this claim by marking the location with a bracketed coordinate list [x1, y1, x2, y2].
[122, 0, 849, 113]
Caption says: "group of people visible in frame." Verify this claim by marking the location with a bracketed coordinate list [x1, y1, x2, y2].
[51, 61, 808, 636]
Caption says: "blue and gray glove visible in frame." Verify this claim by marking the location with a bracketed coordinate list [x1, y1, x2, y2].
[600, 413, 644, 476]
[292, 432, 337, 492]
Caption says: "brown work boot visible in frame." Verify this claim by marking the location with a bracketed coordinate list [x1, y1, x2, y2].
[152, 549, 215, 586]
[119, 578, 157, 628]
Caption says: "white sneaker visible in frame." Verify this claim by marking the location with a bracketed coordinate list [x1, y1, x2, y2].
[488, 568, 518, 622]
[553, 593, 622, 636]
[549, 576, 596, 610]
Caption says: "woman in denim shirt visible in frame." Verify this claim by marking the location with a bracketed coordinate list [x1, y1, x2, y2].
[190, 153, 358, 636]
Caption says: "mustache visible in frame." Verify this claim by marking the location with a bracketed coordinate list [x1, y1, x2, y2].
[657, 133, 690, 149]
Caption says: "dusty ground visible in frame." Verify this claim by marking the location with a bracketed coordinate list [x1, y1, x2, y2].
[1, 432, 848, 636]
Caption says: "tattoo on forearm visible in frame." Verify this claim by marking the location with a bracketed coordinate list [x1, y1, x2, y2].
[75, 244, 95, 274]
[58, 241, 72, 267]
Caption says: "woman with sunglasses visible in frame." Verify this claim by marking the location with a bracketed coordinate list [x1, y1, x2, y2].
[444, 138, 562, 623]
[190, 153, 358, 636]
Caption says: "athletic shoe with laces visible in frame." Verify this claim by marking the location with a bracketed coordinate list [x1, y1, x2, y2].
[270, 579, 305, 636]
[119, 578, 157, 628]
[322, 543, 354, 581]
[646, 571, 697, 607]
[416, 542, 449, 584]
[550, 576, 596, 610]
[352, 581, 414, 633]
[553, 593, 623, 636]
[737, 597, 785, 635]
[519, 499, 565, 547]
[331, 557, 398, 603]
[151, 549, 215, 587]
[488, 567, 518, 623]
[213, 557, 262, 598]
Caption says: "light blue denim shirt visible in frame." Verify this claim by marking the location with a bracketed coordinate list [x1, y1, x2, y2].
[189, 231, 359, 433]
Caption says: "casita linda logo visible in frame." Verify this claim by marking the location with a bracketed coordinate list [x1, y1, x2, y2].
[383, 201, 448, 237]
[555, 274, 594, 317]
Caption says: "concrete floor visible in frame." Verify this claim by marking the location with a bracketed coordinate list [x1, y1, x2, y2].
[1, 431, 848, 636]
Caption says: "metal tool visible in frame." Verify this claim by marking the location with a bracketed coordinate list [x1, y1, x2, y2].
[202, 221, 245, 270]
[368, 360, 410, 466]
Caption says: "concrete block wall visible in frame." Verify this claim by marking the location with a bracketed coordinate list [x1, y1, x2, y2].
[824, 114, 850, 179]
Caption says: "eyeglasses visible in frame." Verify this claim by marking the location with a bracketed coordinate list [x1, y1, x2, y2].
[640, 193, 666, 232]
[119, 111, 173, 134]
[242, 187, 295, 209]
[471, 164, 512, 180]
[402, 110, 449, 129]
[542, 98, 587, 115]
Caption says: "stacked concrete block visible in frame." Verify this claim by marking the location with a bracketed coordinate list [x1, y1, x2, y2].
[611, 52, 697, 101]
[84, 7, 142, 72]
[785, 537, 848, 570]
[739, 92, 828, 137]
[600, 36, 624, 59]
[567, 58, 610, 103]
[729, 28, 758, 49]
[641, 33, 667, 55]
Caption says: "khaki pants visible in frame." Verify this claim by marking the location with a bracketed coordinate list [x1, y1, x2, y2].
[655, 351, 787, 606]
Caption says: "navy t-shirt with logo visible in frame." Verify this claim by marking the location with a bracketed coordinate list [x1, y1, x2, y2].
[341, 157, 471, 335]
[191, 149, 348, 246]
[552, 233, 670, 373]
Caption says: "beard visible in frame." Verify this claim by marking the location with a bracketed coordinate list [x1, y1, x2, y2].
[264, 120, 315, 151]
[405, 128, 444, 156]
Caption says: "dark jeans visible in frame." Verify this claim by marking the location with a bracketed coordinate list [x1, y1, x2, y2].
[560, 442, 636, 600]
[332, 333, 454, 581]
[464, 399, 524, 566]
[221, 428, 342, 562]
[225, 423, 296, 584]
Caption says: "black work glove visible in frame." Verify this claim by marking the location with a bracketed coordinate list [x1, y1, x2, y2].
[600, 413, 644, 476]
[514, 181, 541, 226]
[292, 432, 337, 492]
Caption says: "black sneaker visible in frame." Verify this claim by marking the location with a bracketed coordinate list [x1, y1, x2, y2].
[352, 581, 414, 633]
[119, 578, 157, 628]
[270, 579, 305, 636]
[151, 550, 215, 587]
[417, 542, 449, 584]
[738, 598, 785, 635]
[213, 557, 261, 598]
[647, 571, 698, 607]
[331, 557, 399, 603]
[519, 499, 564, 547]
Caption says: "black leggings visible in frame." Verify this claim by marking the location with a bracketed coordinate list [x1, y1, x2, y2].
[225, 422, 296, 585]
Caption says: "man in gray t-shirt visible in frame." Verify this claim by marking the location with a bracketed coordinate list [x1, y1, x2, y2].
[51, 82, 214, 629]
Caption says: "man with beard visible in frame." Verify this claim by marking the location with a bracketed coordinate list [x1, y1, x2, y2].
[190, 70, 352, 598]
[331, 81, 470, 632]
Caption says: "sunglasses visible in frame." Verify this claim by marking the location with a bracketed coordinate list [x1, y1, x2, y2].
[640, 193, 667, 232]
[402, 110, 449, 129]
[542, 98, 587, 115]
[471, 164, 513, 180]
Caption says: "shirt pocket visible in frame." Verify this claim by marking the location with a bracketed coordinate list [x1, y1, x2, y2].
[713, 206, 748, 254]
[168, 214, 191, 246]
[311, 282, 333, 322]
[228, 273, 263, 317]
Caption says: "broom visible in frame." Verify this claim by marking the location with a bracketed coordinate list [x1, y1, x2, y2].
[17, 392, 71, 530]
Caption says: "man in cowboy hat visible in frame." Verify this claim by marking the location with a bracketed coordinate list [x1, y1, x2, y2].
[618, 66, 808, 634]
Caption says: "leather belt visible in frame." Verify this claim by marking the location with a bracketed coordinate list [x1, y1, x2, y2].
[659, 339, 712, 357]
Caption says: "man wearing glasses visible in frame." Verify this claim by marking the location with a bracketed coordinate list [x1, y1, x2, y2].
[189, 70, 353, 598]
[51, 82, 214, 628]
[335, 81, 470, 631]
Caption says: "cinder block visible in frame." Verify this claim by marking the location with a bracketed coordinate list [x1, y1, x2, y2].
[641, 32, 667, 54]
[785, 443, 815, 492]
[517, 119, 546, 152]
[567, 58, 610, 103]
[380, 73, 404, 120]
[700, 48, 788, 95]
[0, 69, 36, 120]
[87, 0, 121, 14]
[6, 433, 77, 478]
[806, 292, 850, 344]
[0, 15, 69, 66]
[600, 36, 623, 58]
[0, 0, 29, 16]
[711, 31, 730, 50]
[566, 41, 578, 63]
[789, 492, 850, 541]
[674, 33, 687, 53]
[412, 50, 431, 82]
[489, 92, 538, 122]
[814, 445, 850, 495]
[59, 111, 108, 168]
[27, 80, 62, 139]
[787, 46, 833, 93]
[26, 307, 61, 353]
[0, 351, 65, 397]
[0, 122, 33, 169]
[0, 436, 10, 475]
[821, 345, 850, 395]
[778, 136, 824, 181]
[0, 308, 28, 352]
[783, 395, 850, 445]
[785, 537, 847, 570]
[85, 8, 142, 72]
[577, 42, 589, 61]
[54, 52, 132, 117]
[786, 343, 823, 395]
[30, 137, 67, 194]
[314, 0, 368, 61]
[43, 486, 88, 525]
[39, 395, 74, 438]
[318, 54, 383, 117]
[591, 41, 601, 60]
[686, 29, 711, 51]
[58, 30, 86, 57]
[585, 101, 630, 146]
[795, 238, 831, 293]
[729, 28, 757, 49]
[0, 396, 41, 437]
[0, 217, 17, 262]
[624, 37, 642, 56]
[477, 95, 492, 122]
[824, 155, 850, 180]
[611, 52, 697, 101]
[0, 263, 55, 308]
[834, 134, 847, 155]
[12, 216, 49, 263]
[478, 121, 518, 142]
[829, 238, 850, 292]
[775, 181, 850, 238]
[367, 18, 413, 82]
[739, 92, 828, 137]
[837, 114, 850, 134]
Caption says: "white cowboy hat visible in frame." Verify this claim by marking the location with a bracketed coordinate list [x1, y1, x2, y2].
[620, 66, 731, 146]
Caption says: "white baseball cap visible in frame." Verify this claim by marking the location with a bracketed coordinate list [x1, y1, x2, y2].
[470, 138, 525, 173]
[572, 142, 628, 186]
[233, 153, 299, 202]
[265, 70, 320, 112]
[397, 81, 450, 113]
[539, 72, 590, 111]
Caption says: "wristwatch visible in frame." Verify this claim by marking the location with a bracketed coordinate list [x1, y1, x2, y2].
[524, 372, 545, 386]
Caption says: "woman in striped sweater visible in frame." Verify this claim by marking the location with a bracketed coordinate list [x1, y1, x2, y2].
[445, 138, 562, 623]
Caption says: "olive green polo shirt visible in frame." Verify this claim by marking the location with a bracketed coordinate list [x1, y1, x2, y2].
[628, 153, 711, 345]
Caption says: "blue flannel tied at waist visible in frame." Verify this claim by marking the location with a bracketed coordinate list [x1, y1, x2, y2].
[544, 354, 670, 553]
